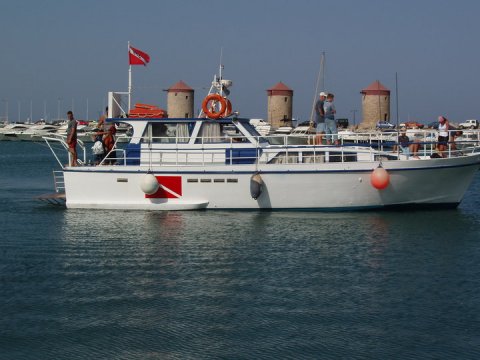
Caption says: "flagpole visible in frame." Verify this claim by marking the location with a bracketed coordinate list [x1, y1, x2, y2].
[128, 41, 132, 112]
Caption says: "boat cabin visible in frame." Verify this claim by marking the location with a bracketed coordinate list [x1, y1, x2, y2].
[107, 116, 396, 167]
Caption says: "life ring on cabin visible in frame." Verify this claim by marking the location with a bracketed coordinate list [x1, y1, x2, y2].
[202, 94, 231, 119]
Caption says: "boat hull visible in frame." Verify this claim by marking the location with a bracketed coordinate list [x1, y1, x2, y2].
[62, 155, 480, 210]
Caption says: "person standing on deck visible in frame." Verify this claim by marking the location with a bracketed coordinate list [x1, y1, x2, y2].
[66, 111, 78, 166]
[96, 107, 108, 133]
[314, 91, 327, 144]
[437, 115, 450, 157]
[323, 93, 338, 145]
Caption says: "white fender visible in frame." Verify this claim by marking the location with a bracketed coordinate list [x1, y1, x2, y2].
[140, 173, 159, 195]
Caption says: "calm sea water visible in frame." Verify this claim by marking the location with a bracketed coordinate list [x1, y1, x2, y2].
[1, 141, 479, 359]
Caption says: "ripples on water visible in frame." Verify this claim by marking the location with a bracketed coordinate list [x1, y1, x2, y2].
[1, 142, 480, 359]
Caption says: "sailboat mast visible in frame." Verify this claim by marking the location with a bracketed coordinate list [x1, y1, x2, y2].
[320, 51, 326, 92]
[309, 52, 326, 126]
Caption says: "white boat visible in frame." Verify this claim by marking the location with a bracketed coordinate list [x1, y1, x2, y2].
[18, 123, 60, 141]
[249, 118, 271, 136]
[41, 111, 480, 210]
[38, 65, 480, 210]
[52, 121, 130, 143]
[0, 123, 32, 140]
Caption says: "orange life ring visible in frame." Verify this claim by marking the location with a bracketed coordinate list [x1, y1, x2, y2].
[202, 94, 227, 119]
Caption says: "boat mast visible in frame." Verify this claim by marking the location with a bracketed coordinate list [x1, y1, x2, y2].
[219, 48, 223, 97]
[128, 41, 132, 112]
[395, 72, 399, 128]
[309, 51, 326, 127]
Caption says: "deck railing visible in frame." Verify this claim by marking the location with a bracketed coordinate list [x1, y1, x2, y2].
[44, 129, 480, 168]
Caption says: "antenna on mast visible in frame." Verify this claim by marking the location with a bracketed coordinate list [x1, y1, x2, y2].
[197, 48, 233, 118]
[219, 47, 223, 80]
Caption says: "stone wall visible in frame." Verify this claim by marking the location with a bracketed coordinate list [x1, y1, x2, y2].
[267, 95, 293, 128]
[360, 94, 390, 128]
[167, 91, 194, 118]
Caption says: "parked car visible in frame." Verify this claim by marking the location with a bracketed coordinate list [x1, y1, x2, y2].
[458, 119, 478, 129]
[376, 121, 395, 130]
[337, 118, 349, 129]
[400, 121, 424, 129]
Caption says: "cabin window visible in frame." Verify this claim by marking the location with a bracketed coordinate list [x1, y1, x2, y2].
[267, 152, 299, 164]
[144, 122, 193, 143]
[301, 152, 325, 163]
[284, 97, 287, 102]
[196, 122, 222, 143]
[328, 151, 357, 163]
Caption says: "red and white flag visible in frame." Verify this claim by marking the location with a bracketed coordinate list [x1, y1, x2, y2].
[129, 46, 150, 66]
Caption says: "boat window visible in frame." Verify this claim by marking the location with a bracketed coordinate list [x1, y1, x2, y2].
[302, 152, 325, 163]
[196, 122, 223, 143]
[374, 154, 397, 161]
[328, 151, 358, 163]
[143, 122, 194, 143]
[267, 152, 299, 164]
[195, 122, 250, 143]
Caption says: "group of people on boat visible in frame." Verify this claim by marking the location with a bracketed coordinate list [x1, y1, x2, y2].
[314, 91, 338, 145]
[310, 90, 463, 159]
[66, 108, 116, 166]
[395, 115, 463, 159]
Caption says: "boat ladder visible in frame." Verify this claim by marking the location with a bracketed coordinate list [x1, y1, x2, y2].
[53, 170, 65, 193]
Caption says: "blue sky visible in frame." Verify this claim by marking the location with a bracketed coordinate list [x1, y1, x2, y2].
[1, 0, 479, 124]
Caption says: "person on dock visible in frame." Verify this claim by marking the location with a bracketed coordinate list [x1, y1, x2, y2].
[66, 111, 78, 166]
[314, 92, 327, 144]
[323, 93, 338, 145]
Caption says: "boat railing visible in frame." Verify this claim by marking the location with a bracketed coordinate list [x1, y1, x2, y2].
[46, 129, 480, 168]
[43, 134, 87, 168]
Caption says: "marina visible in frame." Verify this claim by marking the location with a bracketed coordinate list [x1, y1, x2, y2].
[0, 120, 131, 143]
[3, 1, 480, 359]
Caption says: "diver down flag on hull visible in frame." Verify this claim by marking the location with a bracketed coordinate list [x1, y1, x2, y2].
[129, 46, 150, 66]
[145, 176, 182, 199]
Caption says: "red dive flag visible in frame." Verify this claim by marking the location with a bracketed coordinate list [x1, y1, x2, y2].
[129, 46, 150, 66]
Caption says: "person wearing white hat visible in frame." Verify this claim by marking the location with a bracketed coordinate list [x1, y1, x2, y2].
[323, 93, 338, 145]
[314, 92, 328, 144]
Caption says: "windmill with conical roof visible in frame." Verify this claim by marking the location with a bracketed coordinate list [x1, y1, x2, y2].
[267, 82, 293, 129]
[167, 80, 194, 118]
[360, 80, 390, 128]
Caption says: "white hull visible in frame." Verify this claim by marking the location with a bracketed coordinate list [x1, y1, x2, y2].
[63, 155, 480, 210]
